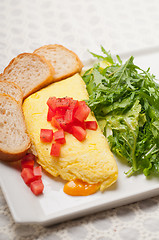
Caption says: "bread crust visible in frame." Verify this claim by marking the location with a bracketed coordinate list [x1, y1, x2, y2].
[0, 148, 29, 161]
[0, 93, 31, 162]
[0, 80, 23, 104]
[34, 44, 83, 81]
[1, 53, 55, 99]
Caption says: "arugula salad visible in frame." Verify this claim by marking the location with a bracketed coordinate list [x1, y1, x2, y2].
[82, 46, 159, 176]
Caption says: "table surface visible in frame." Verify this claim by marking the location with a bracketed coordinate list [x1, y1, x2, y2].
[1, 0, 159, 239]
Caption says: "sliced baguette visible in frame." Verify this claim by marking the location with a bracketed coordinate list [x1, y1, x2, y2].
[34, 44, 83, 81]
[0, 81, 23, 105]
[0, 93, 30, 161]
[0, 53, 55, 99]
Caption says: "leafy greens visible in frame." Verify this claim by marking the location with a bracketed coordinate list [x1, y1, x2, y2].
[82, 46, 159, 176]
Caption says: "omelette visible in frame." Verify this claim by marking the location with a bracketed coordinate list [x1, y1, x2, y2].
[23, 74, 118, 194]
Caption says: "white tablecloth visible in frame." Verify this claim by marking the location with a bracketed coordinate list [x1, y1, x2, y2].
[1, 0, 159, 239]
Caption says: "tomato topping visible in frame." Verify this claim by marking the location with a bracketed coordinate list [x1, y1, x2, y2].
[85, 121, 98, 130]
[55, 108, 66, 118]
[20, 153, 44, 196]
[74, 102, 91, 122]
[47, 107, 56, 121]
[30, 179, 44, 196]
[55, 138, 66, 144]
[22, 153, 35, 162]
[54, 129, 65, 144]
[46, 97, 98, 157]
[47, 97, 57, 111]
[56, 118, 68, 131]
[64, 108, 74, 124]
[51, 117, 61, 129]
[56, 97, 70, 108]
[64, 123, 73, 134]
[50, 143, 61, 157]
[21, 168, 35, 185]
[69, 99, 79, 111]
[21, 153, 35, 169]
[40, 129, 53, 142]
[73, 119, 86, 130]
[21, 159, 34, 170]
[72, 126, 87, 141]
[33, 166, 42, 180]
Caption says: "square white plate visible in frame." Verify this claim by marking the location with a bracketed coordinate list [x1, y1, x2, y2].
[1, 48, 159, 226]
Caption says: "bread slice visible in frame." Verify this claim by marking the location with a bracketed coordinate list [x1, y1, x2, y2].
[34, 44, 83, 81]
[0, 53, 55, 99]
[0, 81, 23, 105]
[0, 93, 30, 161]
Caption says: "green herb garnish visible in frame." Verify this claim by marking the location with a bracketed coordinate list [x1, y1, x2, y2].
[82, 46, 159, 176]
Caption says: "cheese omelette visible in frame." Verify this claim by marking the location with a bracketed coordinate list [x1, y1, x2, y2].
[23, 74, 118, 192]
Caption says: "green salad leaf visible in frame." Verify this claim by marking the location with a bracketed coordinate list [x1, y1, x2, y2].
[82, 46, 159, 176]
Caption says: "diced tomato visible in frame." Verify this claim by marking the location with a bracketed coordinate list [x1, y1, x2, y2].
[85, 121, 98, 130]
[50, 143, 61, 157]
[53, 119, 70, 132]
[47, 107, 56, 121]
[21, 153, 35, 169]
[51, 117, 61, 129]
[54, 129, 66, 144]
[22, 153, 35, 161]
[33, 166, 42, 180]
[73, 119, 86, 130]
[46, 97, 97, 146]
[55, 108, 66, 117]
[64, 123, 73, 134]
[72, 126, 87, 141]
[74, 102, 91, 122]
[56, 97, 70, 109]
[55, 138, 66, 144]
[21, 159, 34, 170]
[47, 97, 57, 111]
[69, 99, 79, 111]
[56, 118, 68, 131]
[64, 108, 74, 124]
[21, 168, 35, 185]
[30, 179, 44, 196]
[40, 129, 53, 142]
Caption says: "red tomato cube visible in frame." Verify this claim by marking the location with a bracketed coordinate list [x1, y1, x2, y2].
[74, 102, 91, 122]
[21, 159, 34, 170]
[56, 118, 68, 131]
[64, 108, 74, 124]
[47, 107, 56, 121]
[50, 143, 61, 157]
[30, 179, 44, 196]
[51, 117, 61, 129]
[72, 126, 87, 141]
[85, 121, 98, 130]
[21, 168, 35, 185]
[33, 166, 42, 180]
[21, 153, 35, 169]
[63, 123, 73, 134]
[55, 108, 66, 118]
[69, 99, 79, 111]
[56, 97, 70, 108]
[55, 138, 66, 144]
[40, 129, 53, 142]
[47, 97, 57, 111]
[22, 153, 35, 161]
[73, 119, 86, 130]
[54, 129, 66, 144]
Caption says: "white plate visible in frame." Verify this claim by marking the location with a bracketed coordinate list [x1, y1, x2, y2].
[1, 48, 159, 226]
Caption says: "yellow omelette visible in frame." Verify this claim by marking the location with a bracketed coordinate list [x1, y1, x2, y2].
[23, 74, 118, 193]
